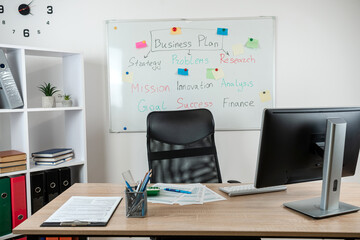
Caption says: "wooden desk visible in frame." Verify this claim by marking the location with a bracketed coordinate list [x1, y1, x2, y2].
[14, 182, 360, 238]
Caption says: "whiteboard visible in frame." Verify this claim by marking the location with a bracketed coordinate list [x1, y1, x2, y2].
[106, 17, 275, 132]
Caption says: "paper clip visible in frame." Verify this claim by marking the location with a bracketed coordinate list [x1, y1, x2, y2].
[60, 220, 91, 226]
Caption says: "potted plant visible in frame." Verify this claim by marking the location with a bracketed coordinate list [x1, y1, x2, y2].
[38, 82, 59, 108]
[62, 94, 73, 107]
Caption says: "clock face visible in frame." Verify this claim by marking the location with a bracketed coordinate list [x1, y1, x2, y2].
[0, 0, 55, 38]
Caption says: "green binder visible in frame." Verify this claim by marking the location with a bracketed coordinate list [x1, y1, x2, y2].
[0, 177, 11, 236]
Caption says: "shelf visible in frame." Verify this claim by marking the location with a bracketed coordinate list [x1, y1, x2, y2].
[27, 107, 83, 112]
[29, 158, 86, 172]
[0, 169, 27, 178]
[0, 109, 24, 113]
[0, 44, 87, 240]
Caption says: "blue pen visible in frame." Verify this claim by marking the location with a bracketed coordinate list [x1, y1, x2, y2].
[125, 181, 134, 192]
[164, 188, 192, 194]
[140, 172, 151, 192]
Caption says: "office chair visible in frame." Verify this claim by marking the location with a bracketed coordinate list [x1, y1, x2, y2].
[146, 109, 253, 240]
[146, 108, 222, 184]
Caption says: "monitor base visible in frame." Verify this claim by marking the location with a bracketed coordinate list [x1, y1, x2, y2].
[284, 197, 360, 219]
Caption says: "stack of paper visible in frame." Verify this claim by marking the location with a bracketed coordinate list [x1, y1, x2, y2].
[147, 183, 226, 205]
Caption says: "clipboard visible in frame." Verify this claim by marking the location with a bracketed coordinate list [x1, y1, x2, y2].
[41, 221, 108, 227]
[41, 196, 122, 227]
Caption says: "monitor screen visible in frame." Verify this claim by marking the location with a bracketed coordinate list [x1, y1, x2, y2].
[255, 107, 360, 188]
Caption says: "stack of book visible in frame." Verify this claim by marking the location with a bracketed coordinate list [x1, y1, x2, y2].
[0, 150, 27, 173]
[32, 148, 73, 166]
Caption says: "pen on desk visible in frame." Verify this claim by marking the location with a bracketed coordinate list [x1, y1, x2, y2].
[164, 188, 192, 194]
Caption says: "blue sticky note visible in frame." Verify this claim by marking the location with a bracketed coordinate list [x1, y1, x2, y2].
[178, 68, 189, 76]
[217, 28, 228, 36]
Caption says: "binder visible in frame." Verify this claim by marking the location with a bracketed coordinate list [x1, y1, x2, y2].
[58, 167, 71, 193]
[10, 175, 27, 228]
[0, 177, 11, 237]
[31, 172, 46, 214]
[0, 49, 23, 109]
[44, 169, 60, 203]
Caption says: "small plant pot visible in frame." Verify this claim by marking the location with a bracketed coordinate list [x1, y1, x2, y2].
[42, 96, 55, 108]
[62, 99, 73, 107]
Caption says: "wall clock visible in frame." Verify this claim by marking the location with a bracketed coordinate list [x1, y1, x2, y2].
[0, 0, 55, 38]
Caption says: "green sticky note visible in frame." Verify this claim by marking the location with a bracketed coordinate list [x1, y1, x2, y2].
[206, 68, 215, 79]
[245, 38, 259, 49]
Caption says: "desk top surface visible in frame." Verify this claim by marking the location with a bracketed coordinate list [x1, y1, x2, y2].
[14, 182, 360, 238]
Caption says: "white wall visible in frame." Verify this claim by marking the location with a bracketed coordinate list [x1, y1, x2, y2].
[1, 0, 360, 184]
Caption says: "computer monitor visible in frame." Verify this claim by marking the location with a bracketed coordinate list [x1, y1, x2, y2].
[254, 107, 360, 218]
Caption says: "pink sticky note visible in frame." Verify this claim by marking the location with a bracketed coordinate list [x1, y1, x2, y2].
[136, 41, 147, 49]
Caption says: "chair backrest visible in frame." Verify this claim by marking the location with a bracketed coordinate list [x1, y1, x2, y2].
[146, 109, 222, 183]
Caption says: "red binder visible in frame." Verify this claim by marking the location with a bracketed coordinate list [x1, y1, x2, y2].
[10, 175, 27, 228]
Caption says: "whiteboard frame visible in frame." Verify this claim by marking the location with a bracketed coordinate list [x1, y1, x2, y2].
[105, 17, 276, 133]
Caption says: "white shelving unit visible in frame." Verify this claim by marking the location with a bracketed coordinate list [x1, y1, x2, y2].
[0, 44, 88, 240]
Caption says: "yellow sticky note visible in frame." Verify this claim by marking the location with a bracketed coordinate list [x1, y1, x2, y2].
[170, 27, 182, 35]
[259, 90, 271, 102]
[212, 68, 224, 80]
[123, 71, 133, 83]
[232, 43, 244, 56]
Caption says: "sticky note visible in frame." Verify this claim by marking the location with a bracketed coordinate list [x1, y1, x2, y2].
[232, 43, 244, 56]
[123, 71, 133, 83]
[206, 69, 215, 79]
[211, 68, 224, 80]
[170, 27, 182, 35]
[217, 28, 228, 36]
[136, 41, 147, 49]
[259, 90, 271, 102]
[246, 38, 259, 49]
[178, 68, 189, 76]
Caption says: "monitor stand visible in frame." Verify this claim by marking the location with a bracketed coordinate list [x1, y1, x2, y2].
[284, 118, 360, 219]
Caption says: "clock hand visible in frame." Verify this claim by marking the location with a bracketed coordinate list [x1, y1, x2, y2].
[19, 6, 29, 12]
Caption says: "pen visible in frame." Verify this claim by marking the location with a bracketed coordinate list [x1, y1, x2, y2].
[125, 181, 134, 192]
[164, 188, 191, 194]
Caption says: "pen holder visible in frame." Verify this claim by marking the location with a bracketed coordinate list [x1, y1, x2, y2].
[125, 189, 147, 218]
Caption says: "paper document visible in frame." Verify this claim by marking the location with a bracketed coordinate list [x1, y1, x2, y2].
[41, 196, 122, 226]
[148, 183, 225, 205]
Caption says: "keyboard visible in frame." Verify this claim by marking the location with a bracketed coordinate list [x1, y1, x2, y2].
[219, 184, 287, 197]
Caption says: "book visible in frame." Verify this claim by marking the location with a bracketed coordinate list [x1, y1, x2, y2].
[0, 159, 27, 168]
[32, 153, 74, 162]
[0, 150, 26, 163]
[0, 164, 26, 174]
[32, 148, 73, 158]
[35, 157, 72, 166]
